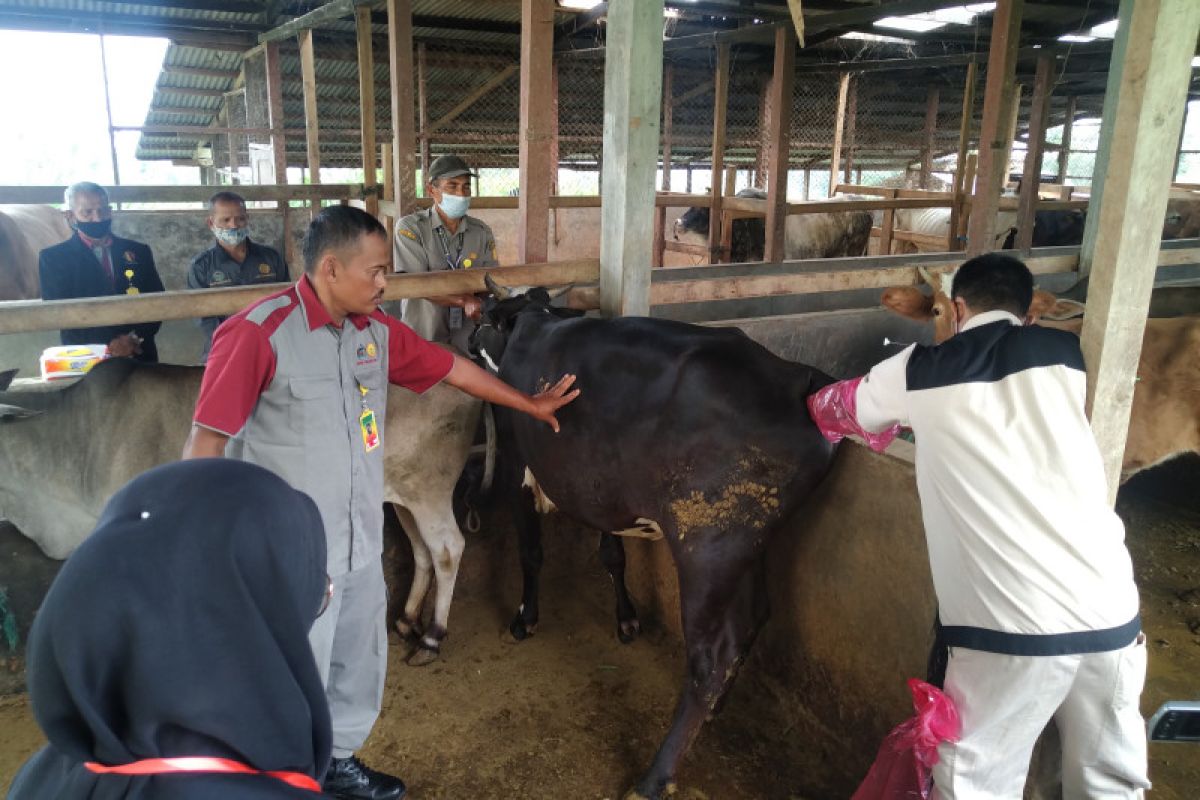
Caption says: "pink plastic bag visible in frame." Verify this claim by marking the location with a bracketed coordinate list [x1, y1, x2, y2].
[850, 679, 961, 800]
[806, 377, 903, 453]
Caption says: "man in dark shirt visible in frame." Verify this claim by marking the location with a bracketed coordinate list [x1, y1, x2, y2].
[38, 181, 164, 362]
[187, 191, 290, 361]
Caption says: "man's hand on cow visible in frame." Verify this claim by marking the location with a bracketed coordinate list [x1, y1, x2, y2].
[528, 373, 580, 433]
[461, 294, 483, 321]
[107, 333, 142, 358]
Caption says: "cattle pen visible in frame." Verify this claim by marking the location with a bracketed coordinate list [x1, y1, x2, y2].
[2, 2, 1200, 799]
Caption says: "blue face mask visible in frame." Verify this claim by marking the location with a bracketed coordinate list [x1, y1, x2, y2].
[438, 193, 471, 220]
[214, 226, 250, 247]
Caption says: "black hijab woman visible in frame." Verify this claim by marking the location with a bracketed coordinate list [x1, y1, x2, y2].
[8, 459, 333, 799]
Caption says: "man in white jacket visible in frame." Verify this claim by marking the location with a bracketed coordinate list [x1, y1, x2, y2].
[808, 253, 1149, 798]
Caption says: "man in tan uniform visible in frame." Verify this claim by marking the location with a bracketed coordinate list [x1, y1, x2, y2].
[393, 155, 498, 352]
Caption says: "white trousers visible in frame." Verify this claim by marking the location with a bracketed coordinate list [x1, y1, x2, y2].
[308, 562, 388, 758]
[932, 637, 1150, 799]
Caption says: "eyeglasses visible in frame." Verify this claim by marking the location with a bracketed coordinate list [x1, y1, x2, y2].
[317, 574, 333, 618]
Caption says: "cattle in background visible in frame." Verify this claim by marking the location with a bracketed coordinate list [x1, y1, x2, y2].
[0, 357, 479, 666]
[880, 270, 1200, 480]
[1001, 209, 1087, 249]
[890, 207, 1018, 253]
[0, 205, 72, 300]
[673, 188, 871, 262]
[472, 276, 838, 800]
[1164, 189, 1200, 240]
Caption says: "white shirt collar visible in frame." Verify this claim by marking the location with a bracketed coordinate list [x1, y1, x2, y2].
[961, 309, 1022, 332]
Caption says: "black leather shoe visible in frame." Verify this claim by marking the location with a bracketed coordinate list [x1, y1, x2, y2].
[323, 755, 407, 800]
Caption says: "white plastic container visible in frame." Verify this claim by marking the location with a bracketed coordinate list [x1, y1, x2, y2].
[39, 345, 108, 381]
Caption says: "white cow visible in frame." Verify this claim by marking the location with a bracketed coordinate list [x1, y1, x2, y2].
[0, 357, 479, 665]
[0, 205, 71, 300]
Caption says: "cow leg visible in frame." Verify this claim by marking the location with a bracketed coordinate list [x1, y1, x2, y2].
[628, 545, 769, 800]
[507, 466, 544, 642]
[391, 503, 431, 646]
[404, 500, 466, 667]
[598, 532, 640, 644]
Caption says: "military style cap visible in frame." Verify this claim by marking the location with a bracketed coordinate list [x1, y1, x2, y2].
[427, 155, 477, 182]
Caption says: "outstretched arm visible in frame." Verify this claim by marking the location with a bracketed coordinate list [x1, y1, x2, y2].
[444, 355, 579, 433]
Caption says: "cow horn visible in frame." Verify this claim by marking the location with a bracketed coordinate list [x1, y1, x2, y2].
[917, 266, 936, 287]
[546, 283, 574, 300]
[484, 273, 512, 300]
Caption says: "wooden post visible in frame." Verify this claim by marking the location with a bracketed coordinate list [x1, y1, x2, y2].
[966, 0, 1023, 256]
[953, 61, 978, 197]
[355, 6, 378, 216]
[708, 43, 731, 263]
[949, 61, 978, 248]
[802, 168, 810, 200]
[764, 26, 794, 263]
[653, 64, 674, 268]
[754, 74, 771, 190]
[99, 34, 122, 187]
[1015, 55, 1053, 249]
[829, 72, 850, 197]
[298, 29, 321, 212]
[919, 87, 940, 188]
[1002, 84, 1024, 192]
[1058, 95, 1076, 183]
[387, 0, 418, 215]
[843, 76, 857, 185]
[417, 42, 430, 180]
[1077, 0, 1200, 502]
[879, 188, 897, 255]
[265, 42, 288, 188]
[600, 0, 665, 316]
[518, 0, 554, 264]
[381, 141, 394, 232]
[550, 61, 561, 248]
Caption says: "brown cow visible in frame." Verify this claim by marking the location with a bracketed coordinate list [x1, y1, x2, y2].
[0, 205, 71, 300]
[881, 269, 1200, 480]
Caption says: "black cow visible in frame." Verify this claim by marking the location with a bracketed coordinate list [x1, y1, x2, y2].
[1002, 209, 1087, 249]
[472, 277, 838, 799]
[674, 187, 767, 262]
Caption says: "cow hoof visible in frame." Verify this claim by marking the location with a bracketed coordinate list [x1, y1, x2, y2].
[508, 614, 537, 642]
[617, 618, 641, 644]
[623, 780, 677, 800]
[406, 646, 440, 667]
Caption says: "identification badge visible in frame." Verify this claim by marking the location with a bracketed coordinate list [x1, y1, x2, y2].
[359, 407, 380, 452]
[125, 287, 140, 295]
[448, 307, 463, 330]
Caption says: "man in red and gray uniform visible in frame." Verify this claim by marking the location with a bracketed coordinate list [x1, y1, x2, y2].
[808, 253, 1149, 799]
[182, 206, 578, 800]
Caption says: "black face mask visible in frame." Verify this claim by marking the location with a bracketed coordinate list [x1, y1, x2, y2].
[75, 219, 112, 239]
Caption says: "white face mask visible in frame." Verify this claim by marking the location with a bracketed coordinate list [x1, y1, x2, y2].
[214, 226, 250, 247]
[438, 193, 470, 220]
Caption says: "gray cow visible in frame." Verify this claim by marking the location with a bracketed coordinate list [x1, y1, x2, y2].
[0, 357, 478, 665]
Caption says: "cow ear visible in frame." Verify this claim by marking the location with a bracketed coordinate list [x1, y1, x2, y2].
[881, 287, 934, 321]
[0, 403, 41, 421]
[0, 368, 15, 392]
[1026, 290, 1059, 322]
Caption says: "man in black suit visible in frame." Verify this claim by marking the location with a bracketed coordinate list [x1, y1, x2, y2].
[39, 182, 165, 362]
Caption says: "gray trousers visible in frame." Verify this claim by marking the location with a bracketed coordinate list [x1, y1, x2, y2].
[308, 562, 387, 758]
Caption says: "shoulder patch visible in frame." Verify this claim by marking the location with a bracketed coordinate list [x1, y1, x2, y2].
[397, 228, 418, 241]
[245, 294, 294, 326]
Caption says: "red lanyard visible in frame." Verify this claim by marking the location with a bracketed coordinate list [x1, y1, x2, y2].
[85, 757, 321, 792]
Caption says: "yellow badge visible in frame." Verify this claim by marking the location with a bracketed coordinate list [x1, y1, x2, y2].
[462, 258, 473, 269]
[258, 263, 271, 275]
[123, 251, 136, 263]
[124, 269, 134, 279]
[398, 228, 417, 241]
[366, 343, 377, 358]
[126, 287, 140, 295]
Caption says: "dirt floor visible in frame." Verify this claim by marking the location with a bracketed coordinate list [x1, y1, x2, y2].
[2, 457, 1198, 799]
